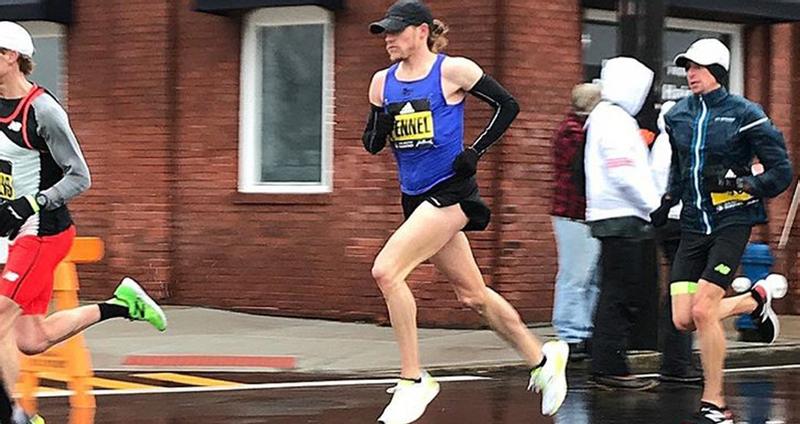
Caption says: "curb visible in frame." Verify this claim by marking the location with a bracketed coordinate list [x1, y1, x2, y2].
[320, 342, 800, 377]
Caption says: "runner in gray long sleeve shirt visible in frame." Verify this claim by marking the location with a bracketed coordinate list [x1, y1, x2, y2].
[0, 21, 166, 424]
[0, 85, 89, 238]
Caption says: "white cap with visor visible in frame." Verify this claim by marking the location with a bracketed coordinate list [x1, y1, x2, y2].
[0, 21, 34, 57]
[673, 38, 729, 71]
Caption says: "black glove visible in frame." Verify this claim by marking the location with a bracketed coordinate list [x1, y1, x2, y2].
[452, 148, 479, 178]
[362, 109, 395, 155]
[649, 194, 675, 228]
[0, 195, 39, 238]
[374, 111, 394, 135]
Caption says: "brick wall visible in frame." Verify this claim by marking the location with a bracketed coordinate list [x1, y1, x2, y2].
[67, 0, 176, 300]
[748, 23, 800, 314]
[66, 1, 800, 326]
[491, 0, 582, 322]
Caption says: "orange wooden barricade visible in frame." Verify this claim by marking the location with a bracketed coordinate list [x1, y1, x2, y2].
[16, 237, 104, 417]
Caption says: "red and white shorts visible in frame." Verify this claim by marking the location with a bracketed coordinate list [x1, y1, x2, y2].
[0, 225, 75, 315]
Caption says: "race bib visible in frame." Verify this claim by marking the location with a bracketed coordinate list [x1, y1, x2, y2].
[710, 190, 757, 212]
[386, 99, 435, 150]
[709, 168, 758, 212]
[0, 160, 13, 201]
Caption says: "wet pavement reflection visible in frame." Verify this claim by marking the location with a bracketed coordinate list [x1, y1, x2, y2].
[33, 368, 800, 423]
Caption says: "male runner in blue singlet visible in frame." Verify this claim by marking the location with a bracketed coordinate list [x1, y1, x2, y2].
[363, 2, 569, 423]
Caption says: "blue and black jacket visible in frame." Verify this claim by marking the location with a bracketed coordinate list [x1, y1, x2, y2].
[664, 87, 793, 234]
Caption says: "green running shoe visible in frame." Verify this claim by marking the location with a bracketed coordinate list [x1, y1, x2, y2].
[28, 414, 45, 424]
[108, 277, 168, 332]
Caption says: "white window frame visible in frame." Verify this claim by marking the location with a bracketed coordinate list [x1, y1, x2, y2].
[20, 21, 68, 102]
[583, 9, 744, 96]
[239, 6, 335, 194]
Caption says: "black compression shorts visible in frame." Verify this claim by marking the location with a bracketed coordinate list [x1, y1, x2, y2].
[670, 225, 752, 291]
[401, 176, 491, 231]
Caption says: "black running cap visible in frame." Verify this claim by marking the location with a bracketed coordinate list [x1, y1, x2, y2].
[369, 0, 434, 35]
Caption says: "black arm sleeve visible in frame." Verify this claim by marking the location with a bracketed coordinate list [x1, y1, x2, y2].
[467, 74, 520, 156]
[362, 104, 392, 155]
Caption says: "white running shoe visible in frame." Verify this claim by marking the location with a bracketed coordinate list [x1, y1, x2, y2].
[752, 274, 788, 344]
[528, 340, 569, 416]
[377, 371, 440, 424]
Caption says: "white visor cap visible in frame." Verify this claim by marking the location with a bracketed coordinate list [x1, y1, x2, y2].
[0, 21, 34, 57]
[674, 38, 729, 71]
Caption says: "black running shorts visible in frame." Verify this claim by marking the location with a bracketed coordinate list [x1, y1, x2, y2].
[670, 225, 752, 291]
[401, 176, 491, 231]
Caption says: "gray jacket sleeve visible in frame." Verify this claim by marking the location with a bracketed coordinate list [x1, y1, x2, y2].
[32, 95, 91, 210]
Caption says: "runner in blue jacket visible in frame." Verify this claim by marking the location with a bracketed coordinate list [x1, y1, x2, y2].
[651, 38, 793, 424]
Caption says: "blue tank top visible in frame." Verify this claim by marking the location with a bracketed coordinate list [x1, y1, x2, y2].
[383, 54, 465, 195]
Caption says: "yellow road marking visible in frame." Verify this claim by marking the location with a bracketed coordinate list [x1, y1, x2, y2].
[132, 372, 244, 387]
[35, 386, 65, 393]
[39, 372, 156, 390]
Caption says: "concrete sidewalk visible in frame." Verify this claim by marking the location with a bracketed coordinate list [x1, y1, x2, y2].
[84, 306, 800, 375]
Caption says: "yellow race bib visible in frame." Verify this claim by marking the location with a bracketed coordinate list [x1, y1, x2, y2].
[386, 99, 435, 150]
[0, 160, 13, 200]
[710, 190, 756, 212]
[393, 111, 434, 142]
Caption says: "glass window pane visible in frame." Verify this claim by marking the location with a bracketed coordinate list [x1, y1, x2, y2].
[259, 24, 323, 183]
[582, 20, 737, 102]
[582, 21, 617, 82]
[29, 36, 63, 101]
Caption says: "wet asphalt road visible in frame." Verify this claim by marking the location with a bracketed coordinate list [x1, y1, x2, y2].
[32, 368, 800, 423]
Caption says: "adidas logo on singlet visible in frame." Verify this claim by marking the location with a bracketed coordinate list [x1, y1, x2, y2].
[7, 121, 21, 132]
[399, 102, 415, 114]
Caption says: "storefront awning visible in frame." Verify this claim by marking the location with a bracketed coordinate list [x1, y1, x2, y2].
[194, 0, 344, 15]
[0, 0, 71, 24]
[584, 0, 800, 24]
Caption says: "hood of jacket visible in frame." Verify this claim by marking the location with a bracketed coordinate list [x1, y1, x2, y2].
[600, 57, 654, 116]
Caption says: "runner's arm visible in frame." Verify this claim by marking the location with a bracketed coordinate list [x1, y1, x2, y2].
[446, 57, 519, 156]
[444, 57, 519, 177]
[362, 70, 393, 154]
[33, 96, 91, 210]
[738, 106, 793, 198]
[663, 123, 684, 203]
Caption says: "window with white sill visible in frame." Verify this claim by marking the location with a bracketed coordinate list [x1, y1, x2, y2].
[239, 6, 335, 194]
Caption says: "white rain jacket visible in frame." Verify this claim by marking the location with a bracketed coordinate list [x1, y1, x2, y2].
[585, 57, 660, 223]
[649, 100, 682, 220]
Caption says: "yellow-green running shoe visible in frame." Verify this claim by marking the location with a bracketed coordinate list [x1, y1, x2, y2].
[28, 414, 45, 424]
[108, 277, 168, 332]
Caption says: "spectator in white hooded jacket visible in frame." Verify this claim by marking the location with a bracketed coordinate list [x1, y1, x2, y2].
[584, 56, 661, 391]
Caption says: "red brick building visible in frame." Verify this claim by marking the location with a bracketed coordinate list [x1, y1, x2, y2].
[7, 0, 800, 327]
